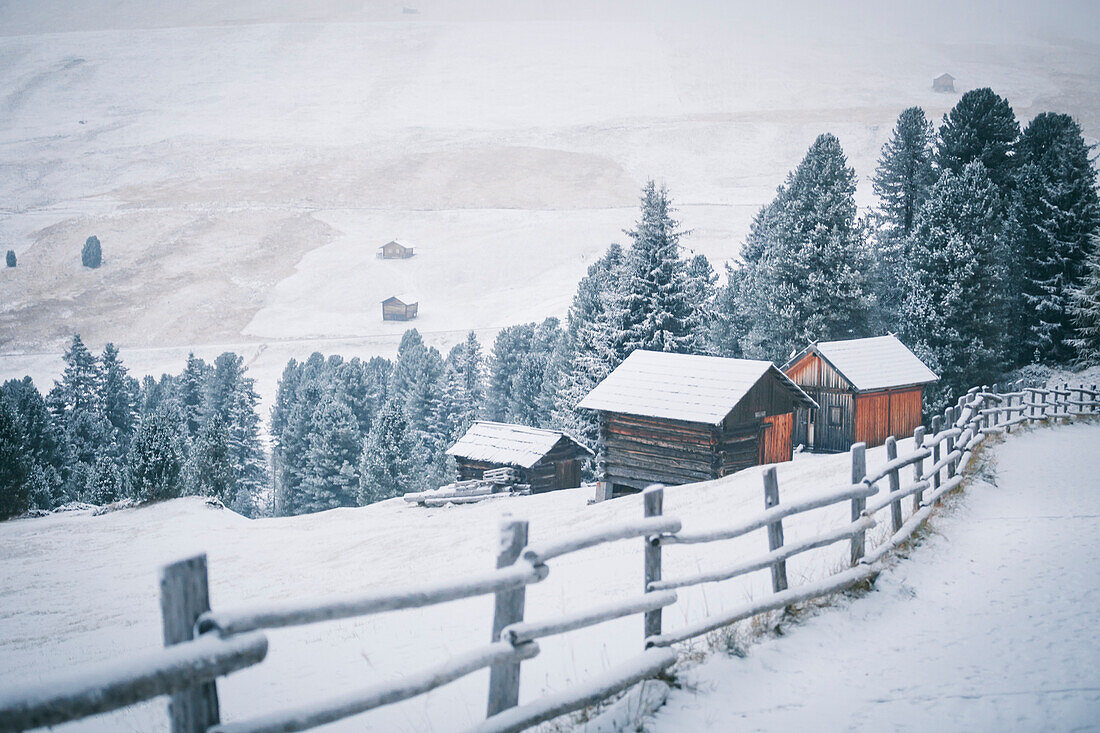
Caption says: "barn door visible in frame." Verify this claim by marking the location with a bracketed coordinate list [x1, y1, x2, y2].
[555, 460, 580, 489]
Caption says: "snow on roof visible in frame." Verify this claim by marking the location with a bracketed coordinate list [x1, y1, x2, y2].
[446, 421, 592, 469]
[380, 239, 414, 250]
[577, 350, 816, 426]
[382, 293, 417, 304]
[805, 335, 939, 391]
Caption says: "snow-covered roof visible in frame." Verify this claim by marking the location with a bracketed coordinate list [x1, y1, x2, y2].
[789, 335, 939, 391]
[577, 350, 816, 426]
[446, 421, 592, 469]
[380, 239, 414, 250]
[382, 293, 417, 305]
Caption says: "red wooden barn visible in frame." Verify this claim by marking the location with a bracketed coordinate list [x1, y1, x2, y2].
[578, 350, 817, 498]
[782, 335, 939, 452]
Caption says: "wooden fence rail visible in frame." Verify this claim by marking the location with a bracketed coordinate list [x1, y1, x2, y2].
[4, 382, 1098, 733]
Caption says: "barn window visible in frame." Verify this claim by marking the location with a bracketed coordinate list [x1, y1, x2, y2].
[828, 406, 843, 427]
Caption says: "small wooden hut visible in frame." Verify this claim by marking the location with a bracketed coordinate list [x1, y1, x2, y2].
[783, 334, 939, 452]
[446, 421, 593, 493]
[578, 350, 817, 498]
[378, 239, 415, 259]
[933, 73, 955, 92]
[382, 295, 418, 321]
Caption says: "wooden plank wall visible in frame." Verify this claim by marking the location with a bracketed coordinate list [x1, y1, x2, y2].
[602, 412, 719, 491]
[762, 412, 793, 464]
[854, 388, 924, 449]
[888, 388, 924, 438]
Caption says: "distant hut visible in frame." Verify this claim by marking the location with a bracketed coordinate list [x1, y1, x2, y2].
[782, 334, 939, 452]
[932, 73, 955, 92]
[446, 421, 593, 493]
[382, 295, 418, 321]
[378, 239, 415, 259]
[578, 350, 817, 498]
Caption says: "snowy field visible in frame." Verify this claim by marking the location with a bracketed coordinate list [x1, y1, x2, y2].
[653, 420, 1100, 731]
[2, 0, 1100, 413]
[1, 432, 944, 732]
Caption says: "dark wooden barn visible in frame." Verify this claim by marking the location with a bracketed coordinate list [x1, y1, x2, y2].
[578, 350, 817, 499]
[783, 334, 939, 453]
[378, 239, 415, 259]
[382, 295, 418, 321]
[933, 73, 955, 92]
[445, 421, 593, 493]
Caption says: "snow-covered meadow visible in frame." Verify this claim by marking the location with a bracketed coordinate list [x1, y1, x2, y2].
[2, 0, 1099, 412]
[2, 435, 921, 732]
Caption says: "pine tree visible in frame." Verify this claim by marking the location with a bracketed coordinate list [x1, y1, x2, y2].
[127, 403, 186, 502]
[205, 353, 266, 514]
[81, 235, 102, 268]
[100, 343, 139, 458]
[178, 353, 211, 440]
[297, 397, 363, 512]
[457, 332, 485, 416]
[486, 319, 562, 426]
[620, 182, 699, 354]
[899, 161, 1006, 410]
[358, 401, 427, 505]
[0, 395, 31, 518]
[53, 335, 109, 496]
[184, 413, 234, 503]
[1013, 113, 1100, 364]
[685, 253, 717, 351]
[937, 88, 1020, 191]
[5, 250, 14, 268]
[55, 335, 103, 415]
[872, 107, 937, 325]
[733, 134, 873, 361]
[1068, 236, 1100, 366]
[86, 455, 125, 504]
[708, 265, 751, 358]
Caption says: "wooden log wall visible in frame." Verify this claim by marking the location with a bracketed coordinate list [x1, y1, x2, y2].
[601, 412, 720, 491]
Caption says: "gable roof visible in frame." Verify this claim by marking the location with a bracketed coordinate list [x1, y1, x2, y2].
[934, 73, 955, 81]
[577, 350, 816, 426]
[380, 239, 413, 250]
[382, 294, 417, 305]
[446, 421, 593, 469]
[785, 335, 939, 391]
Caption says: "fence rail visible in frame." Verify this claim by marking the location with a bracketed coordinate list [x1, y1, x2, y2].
[3, 380, 1098, 733]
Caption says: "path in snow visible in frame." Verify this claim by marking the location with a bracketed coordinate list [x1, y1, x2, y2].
[651, 420, 1100, 732]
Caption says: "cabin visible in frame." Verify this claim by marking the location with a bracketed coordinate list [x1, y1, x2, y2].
[445, 421, 594, 493]
[382, 295, 418, 321]
[578, 350, 817, 499]
[933, 73, 956, 92]
[783, 334, 939, 453]
[378, 239, 415, 259]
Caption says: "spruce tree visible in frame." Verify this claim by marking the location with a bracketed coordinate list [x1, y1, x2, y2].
[620, 181, 699, 354]
[86, 455, 125, 505]
[100, 343, 139, 458]
[708, 265, 750, 358]
[127, 403, 186, 502]
[1068, 236, 1100, 366]
[81, 235, 102, 268]
[899, 161, 1006, 409]
[53, 335, 109, 496]
[178, 353, 211, 440]
[0, 395, 31, 518]
[298, 397, 363, 512]
[205, 353, 266, 513]
[358, 400, 427, 505]
[184, 413, 234, 503]
[937, 88, 1020, 191]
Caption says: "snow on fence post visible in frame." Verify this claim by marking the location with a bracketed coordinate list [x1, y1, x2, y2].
[762, 467, 788, 593]
[160, 555, 220, 733]
[945, 408, 958, 480]
[487, 516, 529, 717]
[912, 426, 926, 511]
[643, 486, 664, 642]
[929, 416, 942, 494]
[849, 443, 867, 565]
[885, 436, 903, 532]
[1093, 384, 1098, 416]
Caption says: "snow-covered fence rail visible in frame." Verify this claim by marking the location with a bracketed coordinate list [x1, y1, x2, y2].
[3, 382, 1098, 733]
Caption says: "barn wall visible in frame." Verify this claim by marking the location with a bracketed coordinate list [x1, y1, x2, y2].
[455, 459, 528, 483]
[600, 412, 719, 491]
[813, 391, 855, 452]
[854, 391, 891, 447]
[724, 370, 803, 425]
[785, 353, 852, 391]
[888, 388, 924, 439]
[529, 438, 588, 492]
[762, 412, 793, 464]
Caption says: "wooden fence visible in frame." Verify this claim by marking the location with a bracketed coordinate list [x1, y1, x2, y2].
[2, 381, 1097, 733]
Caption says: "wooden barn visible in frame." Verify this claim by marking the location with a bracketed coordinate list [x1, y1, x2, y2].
[378, 239, 415, 259]
[445, 421, 593, 493]
[578, 350, 817, 498]
[382, 295, 418, 321]
[783, 335, 939, 453]
[933, 73, 955, 92]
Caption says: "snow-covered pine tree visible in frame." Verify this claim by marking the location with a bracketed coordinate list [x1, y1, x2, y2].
[1068, 236, 1100, 366]
[458, 331, 485, 414]
[100, 343, 139, 459]
[358, 400, 428, 505]
[0, 394, 31, 518]
[297, 396, 363, 512]
[899, 161, 1007, 410]
[708, 264, 750, 358]
[204, 353, 266, 514]
[1, 377, 64, 507]
[178, 352, 211, 441]
[872, 107, 937, 326]
[485, 319, 562, 427]
[183, 412, 234, 502]
[619, 181, 699, 354]
[86, 454, 125, 505]
[937, 88, 1020, 191]
[52, 335, 110, 498]
[127, 402, 186, 502]
[1012, 113, 1100, 364]
[81, 235, 102, 268]
[733, 134, 873, 361]
[685, 253, 717, 351]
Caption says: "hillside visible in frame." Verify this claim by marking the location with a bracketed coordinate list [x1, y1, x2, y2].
[2, 1, 1099, 411]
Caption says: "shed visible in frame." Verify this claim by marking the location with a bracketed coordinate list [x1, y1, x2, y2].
[933, 73, 955, 92]
[578, 350, 817, 497]
[382, 295, 418, 321]
[378, 239, 415, 259]
[446, 421, 593, 493]
[782, 334, 939, 452]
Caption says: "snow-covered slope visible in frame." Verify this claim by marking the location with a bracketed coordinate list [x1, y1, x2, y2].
[2, 1, 1099, 412]
[1, 439, 911, 732]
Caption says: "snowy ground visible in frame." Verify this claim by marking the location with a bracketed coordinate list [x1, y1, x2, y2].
[2, 1, 1099, 414]
[652, 420, 1100, 732]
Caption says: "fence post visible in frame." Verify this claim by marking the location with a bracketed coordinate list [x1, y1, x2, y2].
[1093, 384, 1098, 416]
[487, 516, 529, 717]
[946, 408, 958, 479]
[912, 426, 925, 510]
[643, 486, 664, 643]
[762, 467, 788, 593]
[884, 436, 902, 532]
[160, 555, 220, 733]
[929, 415, 942, 496]
[850, 443, 867, 565]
